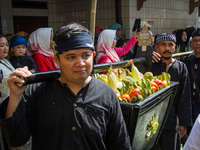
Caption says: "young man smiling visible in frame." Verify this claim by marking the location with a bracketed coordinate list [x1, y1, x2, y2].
[151, 33, 192, 150]
[0, 23, 131, 150]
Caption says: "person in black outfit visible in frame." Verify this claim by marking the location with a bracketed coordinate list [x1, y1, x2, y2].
[182, 28, 200, 126]
[151, 33, 192, 150]
[0, 23, 131, 150]
[9, 36, 38, 73]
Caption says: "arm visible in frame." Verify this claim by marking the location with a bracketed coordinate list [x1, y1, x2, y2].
[114, 30, 139, 57]
[0, 67, 32, 146]
[114, 37, 137, 57]
[6, 67, 32, 118]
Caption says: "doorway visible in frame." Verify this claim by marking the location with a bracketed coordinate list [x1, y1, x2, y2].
[13, 16, 48, 35]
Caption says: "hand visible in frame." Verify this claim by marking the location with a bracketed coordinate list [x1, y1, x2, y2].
[30, 69, 35, 73]
[152, 51, 161, 63]
[178, 126, 187, 138]
[7, 66, 32, 97]
[133, 28, 140, 39]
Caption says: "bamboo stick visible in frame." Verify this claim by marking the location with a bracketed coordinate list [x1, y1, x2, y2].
[172, 51, 193, 58]
[90, 0, 97, 43]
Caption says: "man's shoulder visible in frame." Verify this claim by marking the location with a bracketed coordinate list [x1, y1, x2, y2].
[26, 79, 58, 91]
[174, 59, 187, 66]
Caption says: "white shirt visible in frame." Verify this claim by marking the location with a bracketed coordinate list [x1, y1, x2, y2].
[183, 114, 200, 150]
[0, 59, 15, 103]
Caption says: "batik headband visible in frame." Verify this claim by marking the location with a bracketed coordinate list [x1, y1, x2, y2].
[155, 33, 176, 44]
[55, 32, 95, 54]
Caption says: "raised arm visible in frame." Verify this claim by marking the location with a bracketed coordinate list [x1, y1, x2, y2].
[6, 66, 32, 118]
[114, 29, 139, 57]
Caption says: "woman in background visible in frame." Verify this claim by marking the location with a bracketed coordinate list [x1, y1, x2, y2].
[96, 29, 139, 64]
[0, 34, 15, 103]
[27, 28, 59, 72]
[107, 23, 126, 41]
[176, 29, 188, 52]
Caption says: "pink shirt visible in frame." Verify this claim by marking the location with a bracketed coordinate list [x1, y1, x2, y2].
[97, 37, 137, 64]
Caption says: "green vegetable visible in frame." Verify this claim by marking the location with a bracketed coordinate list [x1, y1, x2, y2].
[131, 63, 141, 84]
[129, 93, 144, 103]
[144, 72, 154, 81]
[107, 67, 119, 92]
[94, 73, 108, 84]
[119, 69, 128, 80]
[145, 113, 159, 141]
[145, 79, 151, 90]
[141, 79, 147, 89]
[141, 88, 148, 99]
[121, 76, 135, 94]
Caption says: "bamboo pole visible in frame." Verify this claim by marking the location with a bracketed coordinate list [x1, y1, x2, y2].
[172, 51, 193, 58]
[90, 0, 97, 43]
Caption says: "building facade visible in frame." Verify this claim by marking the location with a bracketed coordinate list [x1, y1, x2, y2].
[0, 0, 199, 39]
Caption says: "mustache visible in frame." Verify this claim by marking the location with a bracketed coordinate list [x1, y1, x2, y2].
[163, 51, 172, 54]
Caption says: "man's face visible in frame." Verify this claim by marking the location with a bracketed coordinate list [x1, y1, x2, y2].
[54, 48, 95, 84]
[156, 41, 175, 60]
[190, 36, 200, 54]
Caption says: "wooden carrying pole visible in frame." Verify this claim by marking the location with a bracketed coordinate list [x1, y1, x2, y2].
[90, 0, 97, 43]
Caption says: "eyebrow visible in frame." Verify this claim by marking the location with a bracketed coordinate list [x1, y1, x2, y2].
[65, 50, 92, 56]
[160, 41, 174, 44]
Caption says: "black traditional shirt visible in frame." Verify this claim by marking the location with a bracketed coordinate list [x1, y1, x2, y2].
[0, 77, 131, 150]
[9, 55, 38, 72]
[182, 53, 200, 119]
[151, 59, 192, 130]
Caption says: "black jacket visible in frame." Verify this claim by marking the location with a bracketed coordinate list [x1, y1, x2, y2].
[0, 77, 131, 150]
[182, 53, 200, 120]
[151, 59, 192, 130]
[9, 55, 38, 72]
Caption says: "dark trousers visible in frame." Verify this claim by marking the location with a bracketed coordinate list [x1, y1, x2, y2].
[158, 129, 178, 150]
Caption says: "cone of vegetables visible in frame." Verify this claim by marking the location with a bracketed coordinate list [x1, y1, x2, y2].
[94, 63, 171, 103]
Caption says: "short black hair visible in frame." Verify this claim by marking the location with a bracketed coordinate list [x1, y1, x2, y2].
[54, 22, 91, 43]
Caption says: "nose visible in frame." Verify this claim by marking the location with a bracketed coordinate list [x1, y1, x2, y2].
[4, 45, 9, 50]
[75, 57, 85, 66]
[166, 45, 170, 50]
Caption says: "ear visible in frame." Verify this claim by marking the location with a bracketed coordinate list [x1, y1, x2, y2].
[93, 51, 96, 58]
[53, 55, 60, 67]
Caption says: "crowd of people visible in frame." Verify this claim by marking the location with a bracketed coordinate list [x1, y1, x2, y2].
[0, 22, 199, 150]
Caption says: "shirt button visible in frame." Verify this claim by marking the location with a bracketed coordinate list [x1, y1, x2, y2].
[72, 126, 76, 131]
[73, 103, 77, 107]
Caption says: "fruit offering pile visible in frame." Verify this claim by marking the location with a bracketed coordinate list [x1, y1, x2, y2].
[94, 63, 171, 103]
